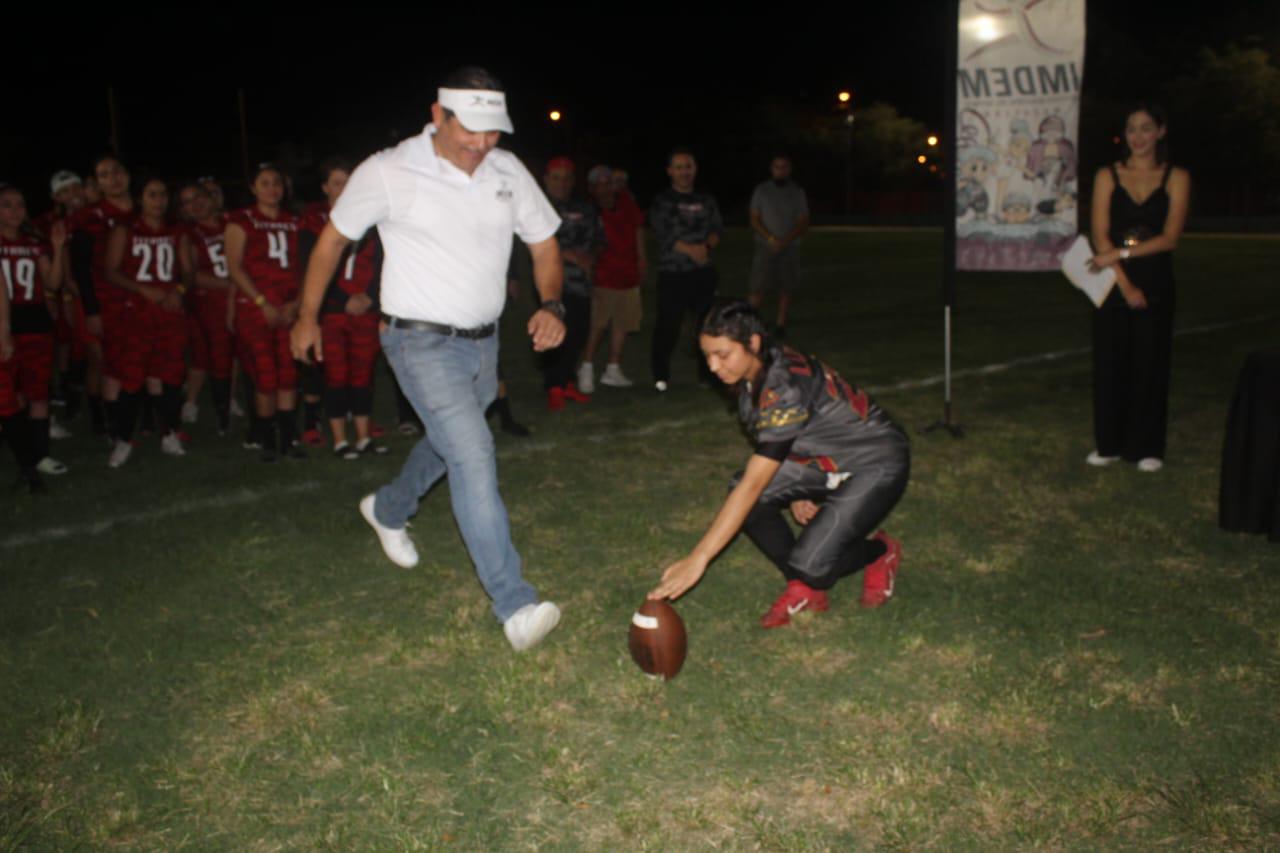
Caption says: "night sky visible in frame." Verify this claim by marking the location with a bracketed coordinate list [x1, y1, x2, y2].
[6, 3, 1276, 213]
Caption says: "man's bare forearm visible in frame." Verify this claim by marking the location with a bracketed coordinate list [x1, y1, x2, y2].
[299, 222, 351, 323]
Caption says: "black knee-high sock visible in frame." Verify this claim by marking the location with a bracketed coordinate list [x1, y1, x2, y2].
[139, 392, 156, 433]
[303, 398, 322, 433]
[325, 386, 351, 421]
[89, 393, 107, 433]
[31, 416, 50, 462]
[211, 378, 231, 429]
[276, 409, 297, 449]
[149, 392, 166, 435]
[160, 384, 183, 435]
[1, 412, 39, 470]
[349, 386, 372, 418]
[114, 391, 141, 442]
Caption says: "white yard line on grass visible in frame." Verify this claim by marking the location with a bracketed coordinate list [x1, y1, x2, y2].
[5, 314, 1274, 550]
[2, 481, 322, 549]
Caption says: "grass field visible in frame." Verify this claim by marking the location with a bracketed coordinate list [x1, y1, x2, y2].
[2, 229, 1278, 850]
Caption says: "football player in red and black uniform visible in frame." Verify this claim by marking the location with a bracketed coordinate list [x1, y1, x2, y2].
[1, 185, 68, 482]
[103, 177, 189, 466]
[178, 181, 233, 435]
[299, 159, 387, 458]
[68, 155, 134, 437]
[36, 171, 89, 430]
[225, 164, 303, 461]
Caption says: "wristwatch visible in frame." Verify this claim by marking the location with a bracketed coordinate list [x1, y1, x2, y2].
[540, 299, 566, 320]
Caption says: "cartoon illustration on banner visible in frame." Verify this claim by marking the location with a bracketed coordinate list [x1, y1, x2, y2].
[956, 0, 1086, 271]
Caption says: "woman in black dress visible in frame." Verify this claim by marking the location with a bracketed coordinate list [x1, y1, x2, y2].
[1088, 104, 1190, 472]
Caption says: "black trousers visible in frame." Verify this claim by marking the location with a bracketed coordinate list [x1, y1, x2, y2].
[738, 439, 910, 590]
[1091, 290, 1174, 461]
[651, 267, 717, 384]
[542, 292, 591, 390]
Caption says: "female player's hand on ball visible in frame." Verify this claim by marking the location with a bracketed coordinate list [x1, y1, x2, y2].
[649, 555, 708, 601]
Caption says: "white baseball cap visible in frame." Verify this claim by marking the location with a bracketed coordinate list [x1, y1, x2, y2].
[438, 88, 514, 134]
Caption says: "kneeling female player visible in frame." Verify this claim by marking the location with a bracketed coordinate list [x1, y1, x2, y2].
[649, 301, 908, 626]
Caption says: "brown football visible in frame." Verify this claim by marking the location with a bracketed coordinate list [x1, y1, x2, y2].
[628, 599, 687, 680]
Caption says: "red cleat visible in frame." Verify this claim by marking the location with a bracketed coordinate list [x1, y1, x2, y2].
[561, 382, 591, 403]
[760, 579, 829, 628]
[175, 430, 193, 443]
[861, 531, 902, 608]
[301, 428, 324, 447]
[369, 421, 386, 438]
[546, 387, 566, 412]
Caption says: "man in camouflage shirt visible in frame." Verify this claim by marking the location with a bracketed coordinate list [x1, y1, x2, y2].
[542, 157, 603, 410]
[648, 148, 722, 391]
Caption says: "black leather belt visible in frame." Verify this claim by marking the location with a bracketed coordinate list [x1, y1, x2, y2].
[381, 314, 496, 339]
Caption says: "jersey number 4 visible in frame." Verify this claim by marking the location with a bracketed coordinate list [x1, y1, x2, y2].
[132, 242, 176, 282]
[1, 258, 36, 302]
[267, 232, 290, 269]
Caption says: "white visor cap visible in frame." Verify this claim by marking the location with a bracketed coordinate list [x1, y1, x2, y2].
[438, 88, 514, 134]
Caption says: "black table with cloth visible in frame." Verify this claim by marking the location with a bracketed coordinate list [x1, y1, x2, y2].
[1220, 347, 1280, 542]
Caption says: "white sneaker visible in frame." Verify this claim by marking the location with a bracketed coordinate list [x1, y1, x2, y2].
[181, 401, 199, 424]
[36, 456, 68, 475]
[654, 380, 669, 393]
[229, 399, 246, 418]
[503, 601, 561, 652]
[1085, 450, 1120, 467]
[48, 418, 72, 440]
[161, 432, 186, 456]
[576, 362, 595, 394]
[108, 440, 133, 468]
[1137, 457, 1163, 473]
[359, 494, 418, 568]
[601, 363, 634, 387]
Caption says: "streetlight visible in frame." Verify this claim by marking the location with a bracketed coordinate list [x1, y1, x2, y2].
[927, 134, 939, 147]
[917, 155, 928, 165]
[837, 91, 855, 219]
[549, 109, 562, 122]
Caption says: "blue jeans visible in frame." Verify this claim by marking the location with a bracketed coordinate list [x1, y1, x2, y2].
[375, 325, 537, 622]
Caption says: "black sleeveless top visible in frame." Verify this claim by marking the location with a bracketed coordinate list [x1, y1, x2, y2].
[1108, 162, 1175, 306]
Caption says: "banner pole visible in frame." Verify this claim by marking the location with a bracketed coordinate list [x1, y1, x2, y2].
[925, 0, 964, 438]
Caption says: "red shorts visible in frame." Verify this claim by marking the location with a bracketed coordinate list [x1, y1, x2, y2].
[12, 332, 54, 403]
[107, 302, 188, 391]
[102, 301, 140, 386]
[235, 300, 296, 394]
[321, 311, 380, 389]
[189, 297, 234, 379]
[0, 354, 20, 417]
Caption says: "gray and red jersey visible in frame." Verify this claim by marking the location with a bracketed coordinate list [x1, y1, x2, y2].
[740, 346, 906, 476]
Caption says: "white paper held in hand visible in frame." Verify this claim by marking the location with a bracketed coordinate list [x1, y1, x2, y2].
[1061, 234, 1116, 308]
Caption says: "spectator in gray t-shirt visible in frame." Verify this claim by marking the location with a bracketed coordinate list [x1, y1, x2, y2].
[748, 155, 809, 339]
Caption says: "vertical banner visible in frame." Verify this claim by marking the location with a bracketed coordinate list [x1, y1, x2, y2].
[956, 0, 1085, 271]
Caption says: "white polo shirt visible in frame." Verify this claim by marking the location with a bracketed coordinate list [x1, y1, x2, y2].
[330, 123, 561, 328]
